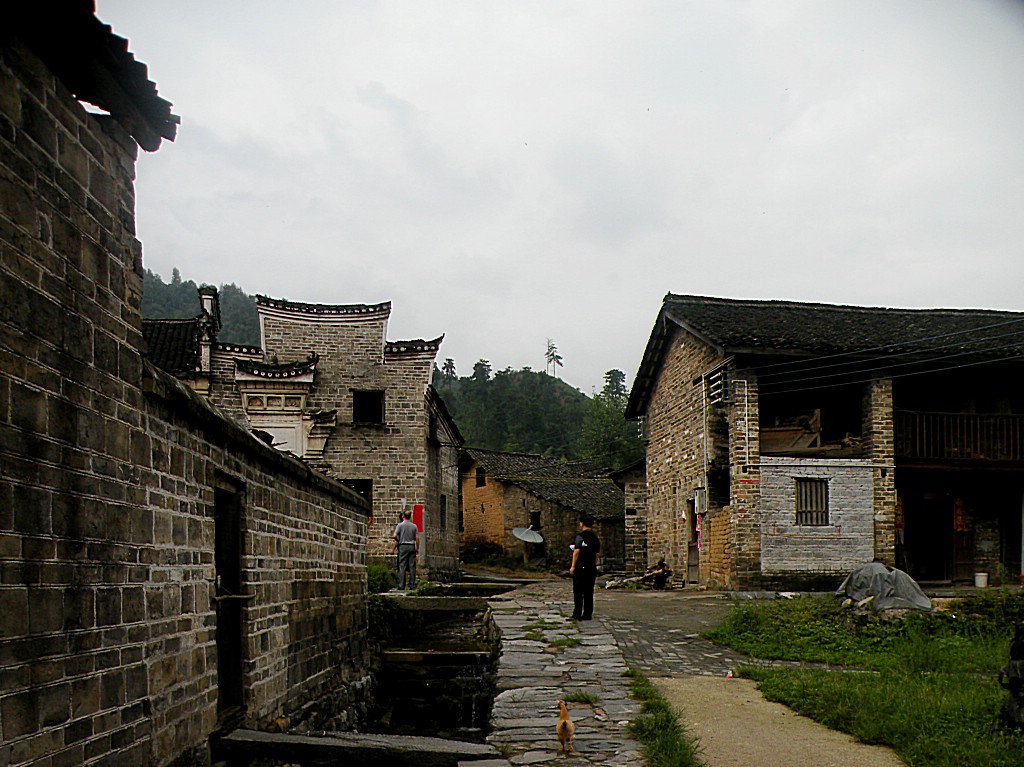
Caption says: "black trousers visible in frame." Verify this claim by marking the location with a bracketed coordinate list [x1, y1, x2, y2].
[572, 566, 597, 619]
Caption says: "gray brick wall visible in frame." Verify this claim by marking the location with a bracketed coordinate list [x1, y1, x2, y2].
[759, 457, 875, 573]
[255, 310, 460, 580]
[1, 38, 371, 767]
[644, 327, 728, 584]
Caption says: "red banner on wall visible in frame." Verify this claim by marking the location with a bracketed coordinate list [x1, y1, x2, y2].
[413, 504, 424, 532]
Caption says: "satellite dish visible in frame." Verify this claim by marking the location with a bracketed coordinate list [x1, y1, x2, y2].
[512, 526, 544, 543]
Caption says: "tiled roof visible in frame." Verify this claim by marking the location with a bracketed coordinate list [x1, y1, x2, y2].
[627, 294, 1024, 418]
[10, 1, 178, 151]
[142, 319, 199, 375]
[385, 337, 444, 356]
[662, 294, 1024, 358]
[235, 353, 319, 379]
[256, 296, 391, 317]
[465, 448, 623, 520]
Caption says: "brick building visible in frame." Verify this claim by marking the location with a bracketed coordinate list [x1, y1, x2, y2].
[627, 294, 1024, 590]
[460, 449, 624, 571]
[146, 293, 465, 580]
[610, 460, 648, 576]
[2, 6, 373, 766]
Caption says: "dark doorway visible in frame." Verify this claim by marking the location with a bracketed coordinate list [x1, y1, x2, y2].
[687, 499, 700, 583]
[903, 492, 953, 582]
[214, 484, 245, 725]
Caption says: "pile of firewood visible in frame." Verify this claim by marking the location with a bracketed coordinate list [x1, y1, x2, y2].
[604, 559, 673, 590]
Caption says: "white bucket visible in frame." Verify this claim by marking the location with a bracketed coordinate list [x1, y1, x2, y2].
[974, 572, 988, 588]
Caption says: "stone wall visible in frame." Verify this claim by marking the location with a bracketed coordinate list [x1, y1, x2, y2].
[619, 465, 648, 575]
[864, 377, 896, 566]
[759, 456, 875, 576]
[0, 38, 371, 766]
[425, 393, 462, 577]
[206, 342, 260, 423]
[727, 373, 761, 588]
[643, 327, 724, 583]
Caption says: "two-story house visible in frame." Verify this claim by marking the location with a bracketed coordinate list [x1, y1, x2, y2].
[627, 294, 1024, 590]
[145, 291, 464, 579]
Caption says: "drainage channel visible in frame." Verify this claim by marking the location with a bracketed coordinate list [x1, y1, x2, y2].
[214, 584, 518, 766]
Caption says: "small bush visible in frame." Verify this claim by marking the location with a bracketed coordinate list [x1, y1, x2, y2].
[367, 563, 396, 593]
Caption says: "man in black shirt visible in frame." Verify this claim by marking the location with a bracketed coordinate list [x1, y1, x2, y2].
[569, 514, 601, 621]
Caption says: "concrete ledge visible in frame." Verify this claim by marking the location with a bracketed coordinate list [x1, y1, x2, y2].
[389, 595, 492, 612]
[217, 729, 500, 766]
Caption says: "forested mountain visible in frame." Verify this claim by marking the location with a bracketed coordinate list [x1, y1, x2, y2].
[142, 268, 260, 345]
[434, 361, 589, 457]
[434, 362, 645, 469]
[143, 268, 643, 468]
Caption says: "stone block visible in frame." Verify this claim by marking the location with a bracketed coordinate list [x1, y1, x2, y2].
[2, 688, 38, 739]
[38, 681, 71, 727]
[71, 674, 101, 718]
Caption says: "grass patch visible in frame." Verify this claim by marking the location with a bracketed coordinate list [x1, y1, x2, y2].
[627, 670, 703, 767]
[564, 690, 599, 704]
[709, 591, 1024, 767]
[548, 636, 581, 649]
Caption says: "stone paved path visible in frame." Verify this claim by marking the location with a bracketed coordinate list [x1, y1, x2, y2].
[480, 578, 757, 765]
[480, 581, 646, 766]
[477, 578, 904, 767]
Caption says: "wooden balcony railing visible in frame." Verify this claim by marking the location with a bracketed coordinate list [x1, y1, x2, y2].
[895, 411, 1024, 462]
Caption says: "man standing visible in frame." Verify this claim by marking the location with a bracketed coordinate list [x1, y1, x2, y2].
[569, 514, 601, 620]
[393, 510, 419, 590]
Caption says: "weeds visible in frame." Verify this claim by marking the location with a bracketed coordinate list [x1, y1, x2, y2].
[548, 636, 581, 649]
[564, 690, 599, 704]
[710, 591, 1024, 767]
[627, 670, 703, 767]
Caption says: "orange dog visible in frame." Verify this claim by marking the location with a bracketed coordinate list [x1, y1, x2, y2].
[556, 699, 575, 752]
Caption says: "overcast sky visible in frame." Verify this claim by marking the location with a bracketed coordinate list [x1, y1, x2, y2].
[97, 1, 1024, 394]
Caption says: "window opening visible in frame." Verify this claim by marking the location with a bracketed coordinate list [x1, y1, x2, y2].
[796, 478, 829, 526]
[352, 390, 384, 424]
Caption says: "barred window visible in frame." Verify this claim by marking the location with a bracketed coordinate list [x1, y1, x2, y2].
[795, 478, 829, 526]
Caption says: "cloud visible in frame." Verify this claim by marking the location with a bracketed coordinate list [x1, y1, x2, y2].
[102, 0, 1024, 393]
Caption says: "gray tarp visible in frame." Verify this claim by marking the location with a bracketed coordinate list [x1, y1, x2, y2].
[834, 562, 932, 611]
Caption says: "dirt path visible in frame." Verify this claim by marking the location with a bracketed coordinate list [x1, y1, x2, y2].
[654, 676, 904, 767]
[594, 585, 907, 767]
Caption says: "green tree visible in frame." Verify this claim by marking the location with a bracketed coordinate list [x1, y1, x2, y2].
[435, 363, 590, 457]
[545, 338, 564, 376]
[472, 359, 492, 382]
[577, 369, 644, 470]
[142, 268, 260, 346]
[217, 282, 260, 345]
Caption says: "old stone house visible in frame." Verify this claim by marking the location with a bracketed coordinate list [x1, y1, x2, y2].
[627, 294, 1024, 590]
[610, 460, 648, 576]
[145, 291, 464, 580]
[2, 6, 373, 766]
[460, 449, 625, 571]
